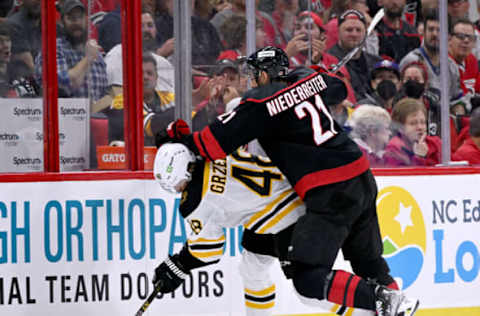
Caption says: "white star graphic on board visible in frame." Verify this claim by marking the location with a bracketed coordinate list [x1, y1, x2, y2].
[395, 202, 414, 234]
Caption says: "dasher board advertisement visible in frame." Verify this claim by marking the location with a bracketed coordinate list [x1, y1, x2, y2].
[0, 174, 479, 315]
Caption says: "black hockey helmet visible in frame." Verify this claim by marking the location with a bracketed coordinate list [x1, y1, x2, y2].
[246, 46, 289, 82]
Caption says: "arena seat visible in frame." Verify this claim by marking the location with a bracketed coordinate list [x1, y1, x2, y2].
[90, 114, 109, 146]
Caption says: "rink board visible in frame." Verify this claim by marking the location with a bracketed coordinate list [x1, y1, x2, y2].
[0, 174, 479, 315]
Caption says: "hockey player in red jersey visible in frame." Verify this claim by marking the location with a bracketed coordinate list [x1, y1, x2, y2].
[157, 46, 419, 316]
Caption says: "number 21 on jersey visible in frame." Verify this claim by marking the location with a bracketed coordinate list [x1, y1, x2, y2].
[295, 94, 337, 145]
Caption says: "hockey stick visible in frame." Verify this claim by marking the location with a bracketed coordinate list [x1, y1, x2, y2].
[134, 281, 163, 316]
[330, 8, 385, 73]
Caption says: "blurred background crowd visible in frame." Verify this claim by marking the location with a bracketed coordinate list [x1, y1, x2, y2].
[1, 0, 480, 169]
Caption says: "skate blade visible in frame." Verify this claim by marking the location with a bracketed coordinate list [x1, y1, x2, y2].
[398, 298, 420, 316]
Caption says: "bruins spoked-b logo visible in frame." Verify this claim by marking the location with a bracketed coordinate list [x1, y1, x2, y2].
[188, 219, 203, 235]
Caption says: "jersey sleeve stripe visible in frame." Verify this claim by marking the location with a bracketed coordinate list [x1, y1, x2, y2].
[257, 196, 303, 234]
[250, 192, 297, 232]
[198, 126, 226, 161]
[294, 153, 370, 199]
[189, 249, 224, 259]
[189, 242, 225, 250]
[193, 132, 211, 160]
[244, 190, 290, 229]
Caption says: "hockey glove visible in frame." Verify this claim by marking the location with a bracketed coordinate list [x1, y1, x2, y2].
[155, 119, 191, 148]
[152, 255, 190, 293]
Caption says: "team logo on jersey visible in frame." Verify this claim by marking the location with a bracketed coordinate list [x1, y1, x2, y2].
[188, 219, 203, 235]
[377, 186, 426, 289]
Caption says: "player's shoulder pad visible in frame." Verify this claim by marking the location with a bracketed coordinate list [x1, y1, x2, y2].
[286, 66, 316, 84]
[242, 82, 287, 102]
[179, 159, 206, 218]
[319, 73, 348, 106]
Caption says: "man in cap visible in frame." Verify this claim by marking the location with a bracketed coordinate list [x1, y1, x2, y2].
[35, 0, 108, 101]
[357, 60, 401, 112]
[328, 9, 382, 100]
[192, 59, 242, 131]
[285, 11, 327, 67]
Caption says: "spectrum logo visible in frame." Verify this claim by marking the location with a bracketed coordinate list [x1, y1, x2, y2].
[377, 186, 426, 289]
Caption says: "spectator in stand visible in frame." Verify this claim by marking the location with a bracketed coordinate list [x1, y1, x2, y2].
[0, 21, 14, 97]
[448, 18, 480, 96]
[375, 0, 421, 63]
[194, 0, 216, 20]
[0, 21, 39, 98]
[35, 0, 108, 101]
[350, 0, 380, 56]
[395, 61, 441, 137]
[142, 6, 166, 54]
[94, 9, 175, 113]
[105, 9, 174, 92]
[155, 0, 222, 69]
[448, 0, 469, 19]
[6, 0, 41, 73]
[97, 0, 172, 56]
[328, 9, 382, 101]
[384, 97, 441, 167]
[369, 0, 423, 26]
[285, 11, 327, 67]
[97, 3, 121, 54]
[453, 107, 480, 164]
[348, 104, 392, 167]
[217, 14, 265, 61]
[324, 0, 377, 54]
[285, 10, 357, 103]
[192, 59, 242, 131]
[400, 9, 462, 103]
[449, 93, 471, 152]
[324, 0, 352, 50]
[357, 60, 401, 112]
[474, 0, 480, 31]
[271, 0, 300, 44]
[210, 0, 285, 48]
[107, 52, 175, 146]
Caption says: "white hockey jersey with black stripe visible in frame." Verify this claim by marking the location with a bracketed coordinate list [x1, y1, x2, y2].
[179, 149, 305, 264]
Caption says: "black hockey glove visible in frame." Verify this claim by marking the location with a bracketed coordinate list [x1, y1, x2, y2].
[155, 119, 191, 148]
[152, 255, 190, 293]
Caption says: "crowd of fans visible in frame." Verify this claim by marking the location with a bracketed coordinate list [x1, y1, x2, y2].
[1, 0, 480, 167]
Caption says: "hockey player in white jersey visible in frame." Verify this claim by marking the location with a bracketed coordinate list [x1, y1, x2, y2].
[150, 143, 373, 316]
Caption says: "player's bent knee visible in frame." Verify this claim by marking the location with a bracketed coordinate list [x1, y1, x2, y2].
[350, 256, 393, 286]
[292, 265, 330, 300]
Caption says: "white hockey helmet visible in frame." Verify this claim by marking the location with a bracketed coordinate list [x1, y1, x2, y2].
[153, 143, 196, 193]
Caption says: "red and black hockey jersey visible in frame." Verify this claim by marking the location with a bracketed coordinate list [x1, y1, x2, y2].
[184, 67, 370, 200]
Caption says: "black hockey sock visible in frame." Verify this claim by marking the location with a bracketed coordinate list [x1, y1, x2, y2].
[325, 270, 376, 310]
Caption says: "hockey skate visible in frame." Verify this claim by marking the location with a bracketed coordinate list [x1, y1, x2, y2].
[375, 285, 419, 316]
